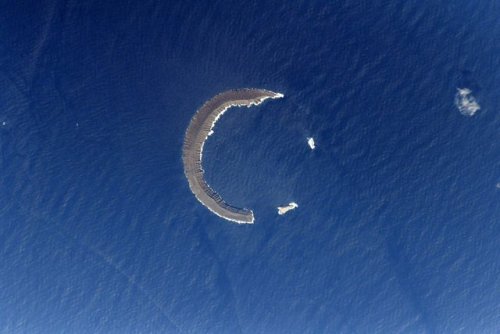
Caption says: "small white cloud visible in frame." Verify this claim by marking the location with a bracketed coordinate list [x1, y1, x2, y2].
[455, 88, 480, 116]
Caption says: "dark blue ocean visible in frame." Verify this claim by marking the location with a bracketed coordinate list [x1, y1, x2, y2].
[1, 1, 499, 333]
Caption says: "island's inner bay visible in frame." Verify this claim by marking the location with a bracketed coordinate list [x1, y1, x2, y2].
[182, 89, 284, 224]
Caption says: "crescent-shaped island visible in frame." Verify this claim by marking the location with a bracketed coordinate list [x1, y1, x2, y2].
[182, 89, 284, 224]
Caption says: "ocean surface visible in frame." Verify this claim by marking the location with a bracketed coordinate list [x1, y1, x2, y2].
[0, 1, 499, 333]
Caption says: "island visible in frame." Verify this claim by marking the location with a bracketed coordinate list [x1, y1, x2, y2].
[307, 137, 315, 150]
[182, 89, 284, 224]
[277, 202, 298, 215]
